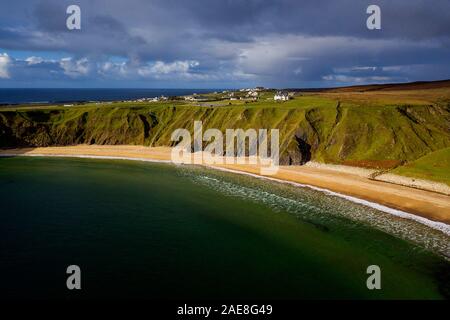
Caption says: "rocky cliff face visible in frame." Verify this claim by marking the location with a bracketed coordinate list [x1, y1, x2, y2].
[1, 103, 449, 168]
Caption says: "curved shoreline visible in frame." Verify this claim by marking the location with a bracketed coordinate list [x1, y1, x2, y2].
[207, 166, 450, 236]
[1, 145, 450, 237]
[2, 151, 449, 236]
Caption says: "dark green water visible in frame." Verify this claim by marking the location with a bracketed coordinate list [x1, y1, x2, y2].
[0, 157, 449, 299]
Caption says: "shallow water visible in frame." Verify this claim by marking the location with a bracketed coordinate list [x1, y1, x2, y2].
[0, 157, 449, 299]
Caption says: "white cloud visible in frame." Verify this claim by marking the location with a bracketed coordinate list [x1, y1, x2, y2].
[0, 53, 11, 78]
[59, 57, 90, 77]
[138, 60, 199, 76]
[382, 66, 405, 72]
[234, 35, 441, 80]
[25, 56, 45, 65]
[322, 74, 392, 83]
[334, 66, 378, 73]
[293, 67, 303, 75]
[98, 61, 128, 77]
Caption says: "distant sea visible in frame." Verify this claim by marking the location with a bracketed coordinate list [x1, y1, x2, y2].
[0, 88, 222, 105]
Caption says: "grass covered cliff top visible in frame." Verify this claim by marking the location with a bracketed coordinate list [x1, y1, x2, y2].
[1, 80, 450, 185]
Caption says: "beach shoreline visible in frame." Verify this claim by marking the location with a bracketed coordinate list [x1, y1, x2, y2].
[1, 145, 449, 231]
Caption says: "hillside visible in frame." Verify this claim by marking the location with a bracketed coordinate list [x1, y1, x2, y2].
[391, 147, 450, 185]
[321, 79, 450, 93]
[1, 89, 450, 176]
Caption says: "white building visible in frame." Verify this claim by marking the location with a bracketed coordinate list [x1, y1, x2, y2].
[274, 91, 290, 101]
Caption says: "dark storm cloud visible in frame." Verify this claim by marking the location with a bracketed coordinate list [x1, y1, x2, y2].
[0, 0, 449, 87]
[33, 0, 68, 32]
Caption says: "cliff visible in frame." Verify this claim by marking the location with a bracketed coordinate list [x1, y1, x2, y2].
[1, 100, 449, 168]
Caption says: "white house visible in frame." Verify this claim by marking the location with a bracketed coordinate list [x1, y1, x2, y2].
[274, 91, 290, 101]
[246, 90, 258, 98]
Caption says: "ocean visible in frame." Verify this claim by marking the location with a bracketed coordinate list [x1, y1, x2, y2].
[0, 156, 448, 299]
[0, 88, 221, 105]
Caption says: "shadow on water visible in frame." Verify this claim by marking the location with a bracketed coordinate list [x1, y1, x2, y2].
[435, 262, 450, 299]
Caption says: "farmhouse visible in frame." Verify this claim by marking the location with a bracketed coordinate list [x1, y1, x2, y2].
[243, 90, 259, 100]
[184, 95, 196, 101]
[274, 91, 290, 101]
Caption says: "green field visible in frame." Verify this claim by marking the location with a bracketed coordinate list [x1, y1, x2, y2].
[1, 86, 450, 185]
[391, 147, 450, 185]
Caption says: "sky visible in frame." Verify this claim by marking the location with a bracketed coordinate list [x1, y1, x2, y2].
[0, 0, 449, 88]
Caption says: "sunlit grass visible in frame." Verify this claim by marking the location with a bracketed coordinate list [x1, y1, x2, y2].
[392, 148, 450, 186]
[1, 88, 449, 184]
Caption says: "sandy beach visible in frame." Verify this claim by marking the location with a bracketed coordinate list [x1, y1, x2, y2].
[1, 145, 449, 226]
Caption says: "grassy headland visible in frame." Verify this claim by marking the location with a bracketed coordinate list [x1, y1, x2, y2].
[391, 147, 450, 185]
[1, 80, 450, 186]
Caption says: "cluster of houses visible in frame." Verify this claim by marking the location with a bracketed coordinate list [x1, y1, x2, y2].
[240, 87, 266, 100]
[240, 86, 265, 92]
[184, 94, 209, 102]
[118, 96, 169, 103]
[119, 87, 296, 105]
[60, 88, 297, 108]
[237, 87, 295, 102]
[134, 96, 168, 102]
[184, 95, 198, 101]
[228, 91, 258, 101]
[273, 91, 292, 101]
[230, 87, 266, 101]
[184, 87, 265, 102]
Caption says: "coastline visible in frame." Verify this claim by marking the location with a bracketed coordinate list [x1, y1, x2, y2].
[208, 166, 450, 236]
[1, 145, 449, 232]
[305, 161, 450, 196]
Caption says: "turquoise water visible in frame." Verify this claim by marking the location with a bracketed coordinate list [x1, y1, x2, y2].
[0, 157, 449, 299]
